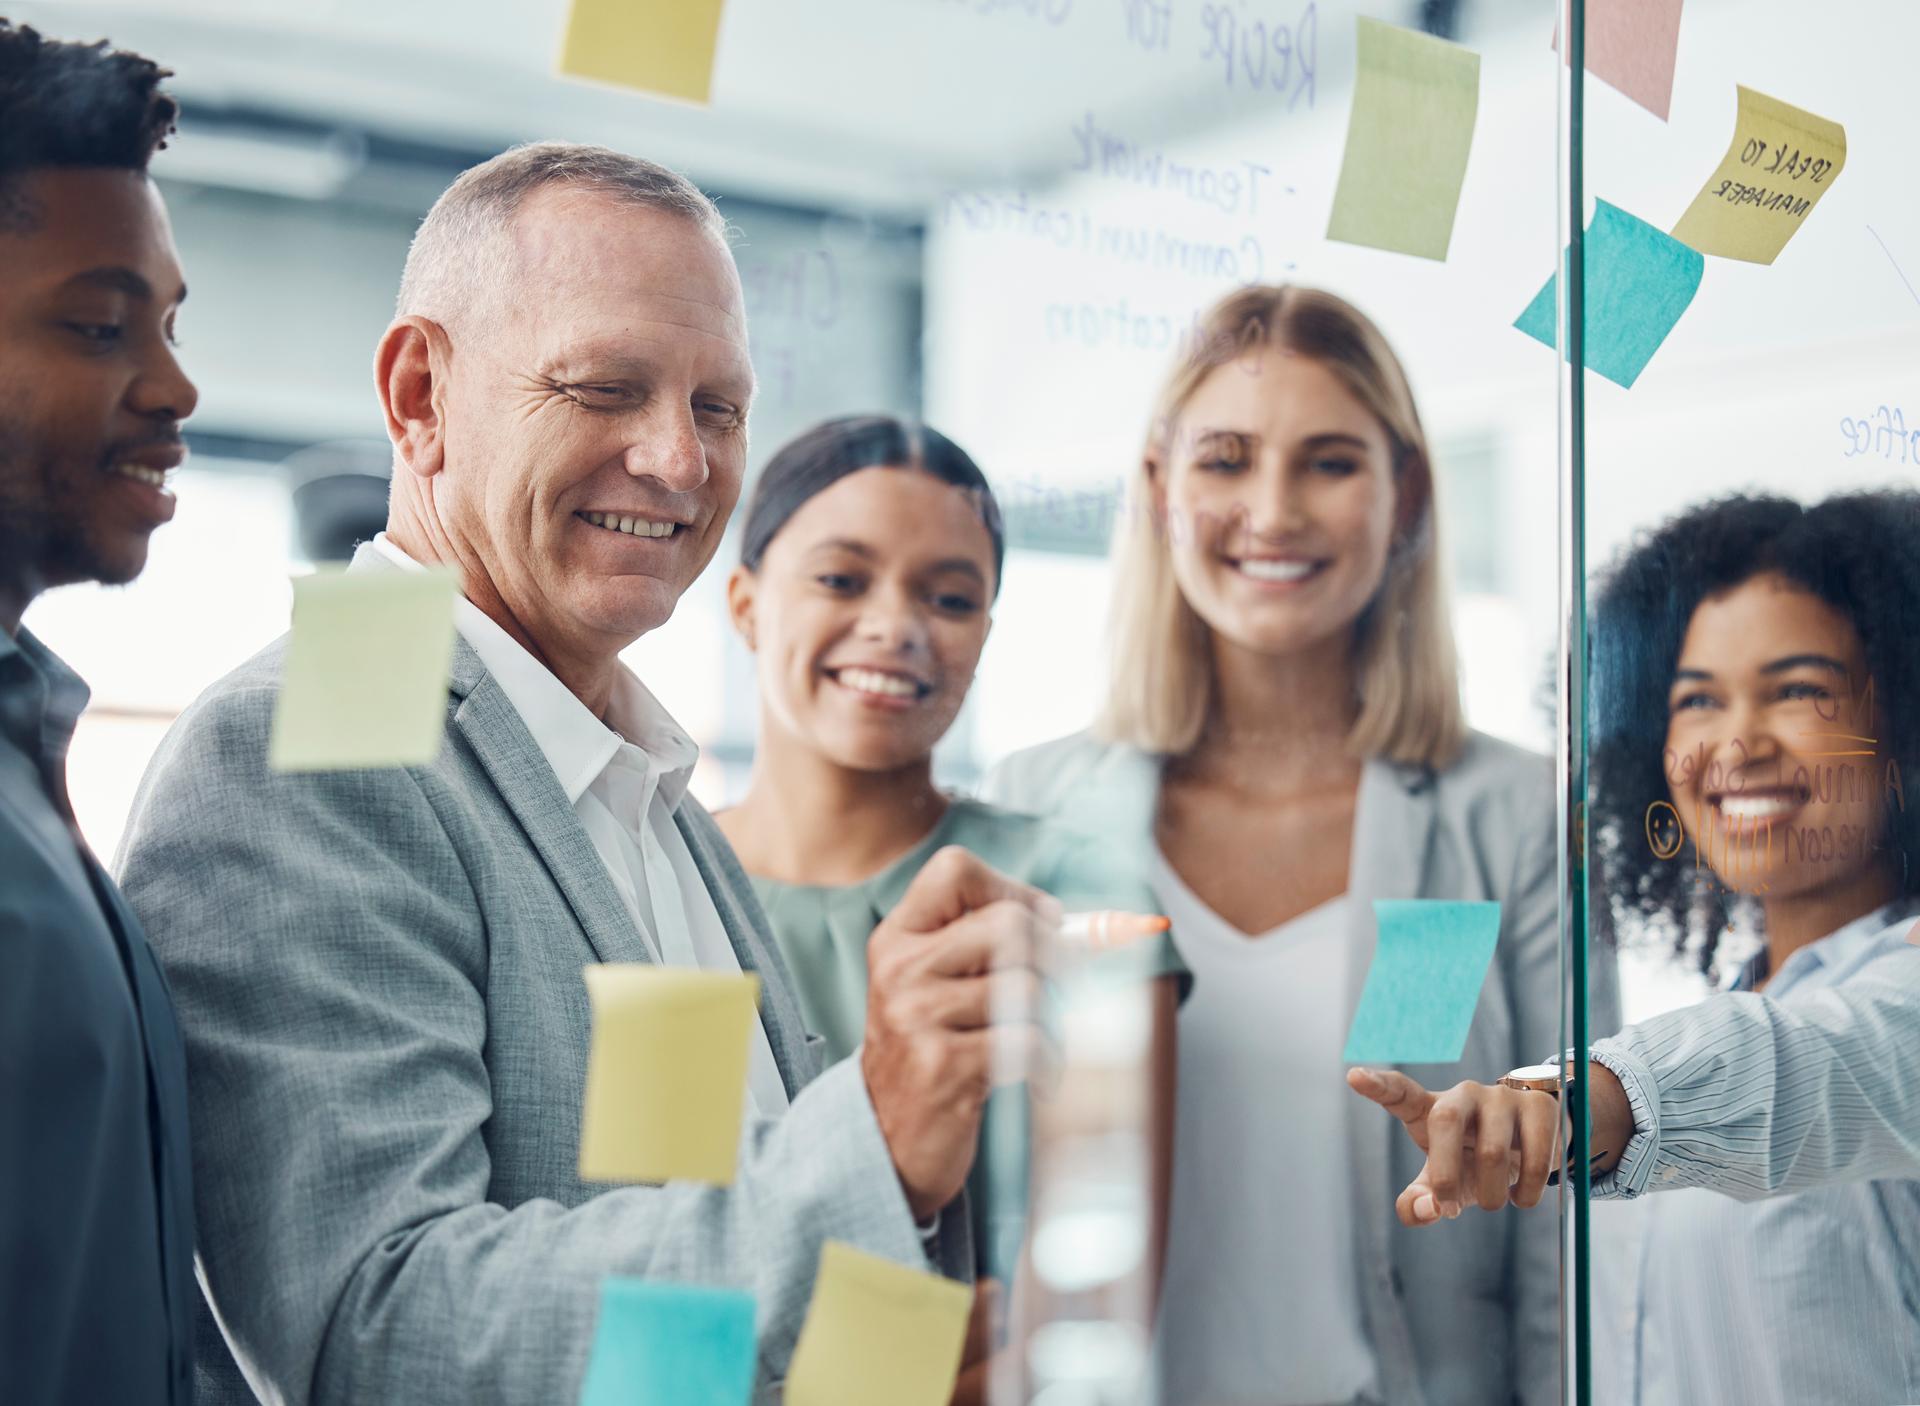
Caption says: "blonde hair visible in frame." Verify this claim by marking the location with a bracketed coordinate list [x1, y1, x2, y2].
[1095, 284, 1466, 769]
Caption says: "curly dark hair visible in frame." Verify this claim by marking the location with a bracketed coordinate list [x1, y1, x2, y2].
[0, 20, 178, 231]
[1590, 491, 1920, 972]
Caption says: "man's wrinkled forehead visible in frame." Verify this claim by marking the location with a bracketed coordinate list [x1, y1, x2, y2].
[502, 186, 747, 347]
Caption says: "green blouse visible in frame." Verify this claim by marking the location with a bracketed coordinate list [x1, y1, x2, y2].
[749, 796, 1190, 1283]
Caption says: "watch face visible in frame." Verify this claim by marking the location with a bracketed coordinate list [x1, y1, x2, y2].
[1509, 1061, 1563, 1084]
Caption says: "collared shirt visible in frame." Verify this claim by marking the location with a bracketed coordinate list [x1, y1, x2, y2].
[369, 535, 788, 1116]
[0, 623, 91, 815]
[1592, 904, 1920, 1405]
[1, 626, 197, 1404]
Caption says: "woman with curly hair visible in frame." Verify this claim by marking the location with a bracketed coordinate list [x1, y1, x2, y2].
[1355, 490, 1920, 1405]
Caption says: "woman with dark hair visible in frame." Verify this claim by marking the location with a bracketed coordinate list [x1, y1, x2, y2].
[1589, 491, 1920, 970]
[717, 414, 1187, 1403]
[1355, 490, 1920, 1405]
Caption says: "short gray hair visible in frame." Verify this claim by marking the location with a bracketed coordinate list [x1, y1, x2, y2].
[395, 141, 728, 328]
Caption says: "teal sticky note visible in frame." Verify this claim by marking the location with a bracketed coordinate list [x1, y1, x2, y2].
[1342, 900, 1502, 1065]
[1514, 199, 1705, 389]
[578, 1278, 757, 1406]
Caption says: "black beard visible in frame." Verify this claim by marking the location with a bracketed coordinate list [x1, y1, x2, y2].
[0, 421, 128, 593]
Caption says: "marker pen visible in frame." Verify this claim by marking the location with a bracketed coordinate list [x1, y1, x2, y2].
[1058, 910, 1171, 950]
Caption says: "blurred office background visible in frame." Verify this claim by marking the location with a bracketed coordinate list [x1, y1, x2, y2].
[17, 0, 1918, 988]
[18, 0, 1568, 869]
[16, 3, 1920, 1400]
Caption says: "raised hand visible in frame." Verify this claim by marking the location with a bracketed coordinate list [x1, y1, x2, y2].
[862, 846, 1061, 1221]
[1345, 1068, 1564, 1225]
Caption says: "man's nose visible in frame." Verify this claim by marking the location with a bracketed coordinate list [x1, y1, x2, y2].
[621, 404, 709, 492]
[128, 342, 198, 425]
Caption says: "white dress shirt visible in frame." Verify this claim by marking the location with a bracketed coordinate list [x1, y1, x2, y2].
[1148, 848, 1382, 1406]
[371, 534, 788, 1116]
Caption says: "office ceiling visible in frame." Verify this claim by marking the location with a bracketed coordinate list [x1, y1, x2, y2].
[13, 0, 1536, 215]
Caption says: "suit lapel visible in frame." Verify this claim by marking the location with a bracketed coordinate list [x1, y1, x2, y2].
[672, 801, 813, 1097]
[449, 652, 653, 969]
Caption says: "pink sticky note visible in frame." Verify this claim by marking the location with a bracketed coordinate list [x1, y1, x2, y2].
[1554, 0, 1685, 122]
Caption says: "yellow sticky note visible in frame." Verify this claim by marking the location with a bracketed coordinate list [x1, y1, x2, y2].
[1671, 86, 1847, 265]
[558, 0, 727, 105]
[268, 569, 457, 773]
[579, 966, 759, 1187]
[1326, 16, 1481, 261]
[785, 1242, 972, 1406]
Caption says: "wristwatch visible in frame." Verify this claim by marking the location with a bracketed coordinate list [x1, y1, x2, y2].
[1498, 1060, 1603, 1185]
[1498, 1060, 1571, 1094]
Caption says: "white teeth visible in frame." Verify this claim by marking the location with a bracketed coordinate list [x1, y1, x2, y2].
[1718, 795, 1799, 821]
[111, 464, 168, 488]
[1236, 558, 1315, 582]
[582, 512, 675, 538]
[836, 667, 920, 699]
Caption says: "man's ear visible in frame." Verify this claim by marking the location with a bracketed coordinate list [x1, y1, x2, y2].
[725, 563, 758, 651]
[375, 316, 454, 480]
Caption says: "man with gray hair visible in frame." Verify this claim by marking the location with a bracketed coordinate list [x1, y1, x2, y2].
[118, 142, 1047, 1404]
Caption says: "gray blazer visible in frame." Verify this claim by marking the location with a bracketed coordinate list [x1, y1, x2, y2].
[116, 586, 969, 1405]
[983, 728, 1621, 1406]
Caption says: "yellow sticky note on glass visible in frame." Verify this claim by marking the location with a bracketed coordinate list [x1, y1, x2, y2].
[579, 966, 759, 1187]
[785, 1242, 972, 1406]
[1671, 86, 1846, 265]
[268, 569, 457, 773]
[1327, 16, 1481, 261]
[558, 0, 726, 105]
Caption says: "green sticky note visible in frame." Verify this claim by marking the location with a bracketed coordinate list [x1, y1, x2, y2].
[1342, 900, 1501, 1065]
[268, 569, 458, 773]
[558, 0, 727, 105]
[578, 1278, 756, 1406]
[1514, 199, 1705, 389]
[1326, 16, 1482, 261]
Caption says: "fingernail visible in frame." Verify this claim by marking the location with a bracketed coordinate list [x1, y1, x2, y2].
[1413, 1192, 1437, 1221]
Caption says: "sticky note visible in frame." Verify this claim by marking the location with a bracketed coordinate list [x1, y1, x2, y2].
[578, 1278, 756, 1406]
[1671, 86, 1847, 265]
[785, 1242, 972, 1406]
[1555, 0, 1684, 122]
[558, 0, 726, 105]
[1326, 17, 1481, 261]
[1514, 199, 1704, 389]
[268, 569, 457, 773]
[1342, 900, 1501, 1065]
[579, 966, 760, 1187]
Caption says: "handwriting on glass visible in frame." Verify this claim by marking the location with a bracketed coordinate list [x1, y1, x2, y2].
[1198, 0, 1317, 105]
[939, 0, 1072, 24]
[941, 190, 1267, 282]
[1071, 113, 1278, 219]
[1840, 405, 1920, 464]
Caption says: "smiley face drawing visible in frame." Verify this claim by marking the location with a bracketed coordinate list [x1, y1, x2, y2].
[1645, 800, 1686, 860]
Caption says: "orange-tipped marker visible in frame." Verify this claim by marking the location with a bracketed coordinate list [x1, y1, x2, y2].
[1059, 910, 1171, 951]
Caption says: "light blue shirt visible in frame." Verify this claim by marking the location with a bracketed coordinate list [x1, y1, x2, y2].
[1593, 906, 1920, 1405]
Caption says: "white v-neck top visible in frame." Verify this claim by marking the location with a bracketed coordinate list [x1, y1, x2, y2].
[1148, 846, 1380, 1406]
[370, 534, 788, 1116]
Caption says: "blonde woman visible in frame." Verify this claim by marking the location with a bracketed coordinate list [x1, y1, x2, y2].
[985, 285, 1615, 1406]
